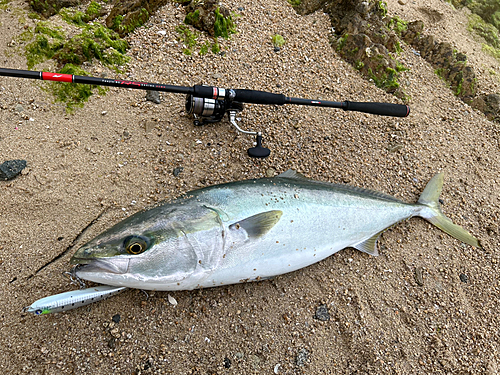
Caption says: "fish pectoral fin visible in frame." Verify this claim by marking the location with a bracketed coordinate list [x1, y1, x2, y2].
[229, 210, 283, 239]
[353, 232, 383, 256]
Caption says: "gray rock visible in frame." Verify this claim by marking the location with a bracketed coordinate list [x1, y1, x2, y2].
[314, 304, 330, 321]
[173, 167, 183, 177]
[0, 160, 27, 180]
[146, 90, 161, 104]
[295, 348, 309, 367]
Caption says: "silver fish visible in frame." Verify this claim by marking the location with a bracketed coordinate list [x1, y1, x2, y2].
[70, 170, 479, 290]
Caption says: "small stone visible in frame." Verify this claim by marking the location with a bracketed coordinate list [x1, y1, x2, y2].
[167, 294, 178, 306]
[173, 167, 183, 176]
[146, 90, 161, 104]
[144, 121, 156, 132]
[235, 352, 244, 359]
[15, 104, 24, 112]
[108, 338, 116, 349]
[295, 348, 309, 367]
[223, 357, 231, 368]
[266, 168, 276, 177]
[314, 304, 330, 321]
[398, 0, 407, 4]
[0, 160, 27, 181]
[274, 46, 281, 52]
[112, 314, 121, 324]
[415, 266, 424, 286]
[459, 273, 468, 283]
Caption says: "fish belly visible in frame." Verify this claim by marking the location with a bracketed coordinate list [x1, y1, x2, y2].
[197, 198, 417, 288]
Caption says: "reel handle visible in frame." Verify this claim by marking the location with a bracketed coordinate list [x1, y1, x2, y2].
[247, 134, 270, 158]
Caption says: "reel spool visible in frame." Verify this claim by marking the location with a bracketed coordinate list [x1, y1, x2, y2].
[185, 94, 270, 158]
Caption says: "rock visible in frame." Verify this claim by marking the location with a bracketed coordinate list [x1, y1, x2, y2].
[108, 338, 116, 349]
[14, 104, 24, 112]
[266, 168, 276, 177]
[106, 0, 170, 36]
[295, 348, 309, 367]
[223, 357, 231, 368]
[471, 94, 500, 121]
[415, 266, 424, 286]
[30, 0, 82, 18]
[314, 304, 330, 321]
[459, 273, 468, 283]
[146, 90, 161, 104]
[0, 160, 27, 181]
[173, 167, 183, 177]
[184, 0, 235, 38]
[112, 314, 121, 324]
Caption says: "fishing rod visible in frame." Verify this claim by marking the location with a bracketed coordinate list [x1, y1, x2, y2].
[0, 67, 410, 158]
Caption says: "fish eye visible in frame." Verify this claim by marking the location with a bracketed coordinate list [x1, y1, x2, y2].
[124, 236, 149, 255]
[35, 309, 42, 315]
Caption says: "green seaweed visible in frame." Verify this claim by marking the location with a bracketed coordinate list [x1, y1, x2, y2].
[213, 7, 236, 39]
[388, 16, 408, 35]
[176, 24, 199, 55]
[184, 9, 200, 25]
[336, 33, 349, 51]
[45, 64, 107, 112]
[272, 34, 286, 47]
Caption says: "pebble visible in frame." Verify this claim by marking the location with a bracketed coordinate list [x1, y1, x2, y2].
[295, 348, 309, 367]
[223, 357, 231, 368]
[14, 104, 24, 112]
[314, 304, 330, 321]
[415, 266, 424, 286]
[173, 166, 183, 176]
[266, 168, 276, 177]
[112, 314, 121, 323]
[0, 160, 27, 180]
[459, 273, 468, 283]
[146, 90, 161, 104]
[108, 338, 116, 349]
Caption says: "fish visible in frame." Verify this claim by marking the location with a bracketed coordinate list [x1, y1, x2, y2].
[70, 170, 479, 291]
[24, 285, 126, 315]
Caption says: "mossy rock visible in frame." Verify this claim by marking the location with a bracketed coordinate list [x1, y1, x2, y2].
[184, 0, 235, 38]
[106, 0, 169, 36]
[29, 0, 82, 18]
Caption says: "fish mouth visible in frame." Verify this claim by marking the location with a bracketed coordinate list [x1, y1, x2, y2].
[71, 258, 130, 275]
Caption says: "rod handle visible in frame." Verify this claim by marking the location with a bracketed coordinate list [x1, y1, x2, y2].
[342, 101, 410, 117]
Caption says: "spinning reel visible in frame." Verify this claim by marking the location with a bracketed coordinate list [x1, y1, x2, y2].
[185, 93, 269, 158]
[0, 68, 411, 159]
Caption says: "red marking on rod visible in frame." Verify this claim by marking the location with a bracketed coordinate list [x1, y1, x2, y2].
[42, 72, 73, 82]
[115, 80, 143, 86]
[213, 87, 217, 99]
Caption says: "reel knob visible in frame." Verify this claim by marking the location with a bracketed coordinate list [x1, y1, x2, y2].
[247, 134, 270, 158]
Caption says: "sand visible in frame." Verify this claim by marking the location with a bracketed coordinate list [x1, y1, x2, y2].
[0, 0, 499, 373]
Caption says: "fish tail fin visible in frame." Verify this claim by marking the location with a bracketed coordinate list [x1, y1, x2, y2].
[417, 173, 480, 248]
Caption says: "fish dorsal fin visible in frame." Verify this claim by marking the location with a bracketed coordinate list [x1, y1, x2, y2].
[229, 210, 283, 238]
[353, 231, 382, 256]
[277, 169, 310, 181]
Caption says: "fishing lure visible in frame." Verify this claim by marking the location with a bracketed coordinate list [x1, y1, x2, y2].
[24, 285, 126, 315]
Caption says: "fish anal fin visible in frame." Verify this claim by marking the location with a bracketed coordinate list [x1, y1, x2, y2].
[230, 210, 283, 238]
[353, 232, 382, 256]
